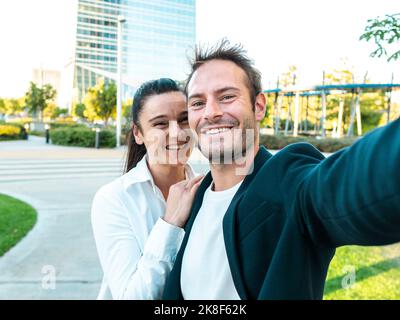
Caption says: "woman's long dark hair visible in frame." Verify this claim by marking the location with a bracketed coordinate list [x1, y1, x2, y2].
[124, 78, 183, 173]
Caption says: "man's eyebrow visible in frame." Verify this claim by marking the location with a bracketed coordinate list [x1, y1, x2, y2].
[148, 114, 168, 122]
[188, 93, 204, 100]
[188, 86, 240, 100]
[214, 86, 240, 95]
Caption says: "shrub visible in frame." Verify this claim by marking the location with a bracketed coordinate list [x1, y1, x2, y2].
[50, 122, 87, 129]
[260, 134, 359, 153]
[99, 130, 117, 148]
[28, 130, 45, 137]
[50, 127, 116, 148]
[0, 125, 20, 137]
[0, 124, 26, 140]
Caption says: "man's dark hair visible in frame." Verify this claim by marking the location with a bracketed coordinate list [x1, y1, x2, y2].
[184, 38, 262, 107]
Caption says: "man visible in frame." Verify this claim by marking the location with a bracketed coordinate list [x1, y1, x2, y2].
[163, 39, 400, 299]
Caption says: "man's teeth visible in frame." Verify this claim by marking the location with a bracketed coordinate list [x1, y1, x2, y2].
[205, 127, 231, 135]
[166, 144, 185, 150]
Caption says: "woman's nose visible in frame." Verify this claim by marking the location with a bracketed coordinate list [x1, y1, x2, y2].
[168, 121, 179, 139]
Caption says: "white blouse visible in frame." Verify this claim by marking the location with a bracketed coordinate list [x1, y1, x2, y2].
[91, 155, 195, 299]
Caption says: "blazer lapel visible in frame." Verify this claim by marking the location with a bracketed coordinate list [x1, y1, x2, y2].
[223, 146, 272, 299]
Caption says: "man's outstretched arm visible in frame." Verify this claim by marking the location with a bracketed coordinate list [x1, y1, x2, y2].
[293, 118, 400, 247]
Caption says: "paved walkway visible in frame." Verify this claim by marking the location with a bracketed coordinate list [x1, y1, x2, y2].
[0, 137, 209, 299]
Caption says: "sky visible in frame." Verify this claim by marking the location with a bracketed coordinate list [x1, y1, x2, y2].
[0, 0, 398, 98]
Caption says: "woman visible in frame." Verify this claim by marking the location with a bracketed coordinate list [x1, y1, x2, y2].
[91, 78, 203, 300]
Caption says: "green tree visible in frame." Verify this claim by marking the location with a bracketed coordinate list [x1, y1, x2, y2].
[278, 65, 298, 134]
[0, 98, 5, 114]
[324, 64, 386, 135]
[279, 65, 298, 88]
[73, 103, 86, 120]
[55, 107, 68, 118]
[360, 13, 400, 61]
[84, 80, 117, 126]
[5, 98, 24, 115]
[325, 58, 355, 85]
[0, 97, 25, 116]
[43, 102, 57, 119]
[43, 103, 68, 120]
[25, 82, 57, 121]
[123, 99, 132, 124]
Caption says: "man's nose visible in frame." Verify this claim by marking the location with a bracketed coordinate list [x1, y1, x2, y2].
[204, 98, 223, 122]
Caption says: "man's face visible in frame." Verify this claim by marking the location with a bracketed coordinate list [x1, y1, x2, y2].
[187, 59, 265, 163]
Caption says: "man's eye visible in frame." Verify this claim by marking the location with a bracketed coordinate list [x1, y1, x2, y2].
[179, 118, 189, 124]
[221, 95, 235, 101]
[191, 101, 205, 108]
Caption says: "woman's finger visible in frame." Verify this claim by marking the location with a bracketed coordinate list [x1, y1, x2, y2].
[190, 176, 205, 194]
[186, 175, 204, 190]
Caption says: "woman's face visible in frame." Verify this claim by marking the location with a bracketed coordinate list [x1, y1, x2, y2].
[133, 91, 194, 166]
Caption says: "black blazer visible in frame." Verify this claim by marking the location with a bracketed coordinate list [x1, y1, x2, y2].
[163, 118, 400, 299]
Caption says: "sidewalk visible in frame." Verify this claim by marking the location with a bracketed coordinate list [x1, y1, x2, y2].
[0, 137, 208, 299]
[0, 138, 126, 299]
[0, 136, 127, 159]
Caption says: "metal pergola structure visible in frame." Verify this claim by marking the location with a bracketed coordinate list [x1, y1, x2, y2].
[264, 83, 400, 137]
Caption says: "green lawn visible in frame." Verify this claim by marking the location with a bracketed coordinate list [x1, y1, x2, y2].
[0, 194, 37, 257]
[324, 244, 400, 299]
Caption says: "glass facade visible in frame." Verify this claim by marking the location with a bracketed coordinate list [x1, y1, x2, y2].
[73, 0, 196, 102]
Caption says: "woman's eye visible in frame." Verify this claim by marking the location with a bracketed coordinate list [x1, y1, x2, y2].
[180, 118, 189, 124]
[154, 122, 167, 127]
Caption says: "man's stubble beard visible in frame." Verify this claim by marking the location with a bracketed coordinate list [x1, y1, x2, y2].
[198, 117, 257, 165]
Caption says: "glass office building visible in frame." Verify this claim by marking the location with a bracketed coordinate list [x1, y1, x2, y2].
[73, 0, 196, 102]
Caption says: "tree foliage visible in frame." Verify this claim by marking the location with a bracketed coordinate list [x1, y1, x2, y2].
[0, 98, 5, 114]
[43, 103, 68, 120]
[325, 58, 355, 84]
[0, 97, 25, 115]
[360, 13, 400, 61]
[279, 65, 298, 88]
[84, 80, 117, 126]
[73, 103, 87, 120]
[24, 82, 56, 120]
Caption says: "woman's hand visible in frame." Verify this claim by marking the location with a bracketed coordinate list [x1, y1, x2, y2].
[164, 175, 204, 228]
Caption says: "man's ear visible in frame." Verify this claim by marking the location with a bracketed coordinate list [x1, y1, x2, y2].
[254, 92, 266, 122]
[133, 124, 144, 145]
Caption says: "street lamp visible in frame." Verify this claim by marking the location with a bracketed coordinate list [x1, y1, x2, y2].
[44, 123, 50, 144]
[93, 127, 101, 149]
[116, 15, 126, 148]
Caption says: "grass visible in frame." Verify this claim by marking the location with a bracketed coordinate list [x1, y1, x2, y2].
[0, 136, 22, 141]
[0, 194, 37, 257]
[324, 244, 400, 299]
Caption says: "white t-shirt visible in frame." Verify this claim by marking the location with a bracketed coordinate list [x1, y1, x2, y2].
[181, 180, 243, 300]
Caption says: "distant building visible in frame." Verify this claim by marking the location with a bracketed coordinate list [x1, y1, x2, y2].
[72, 0, 196, 103]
